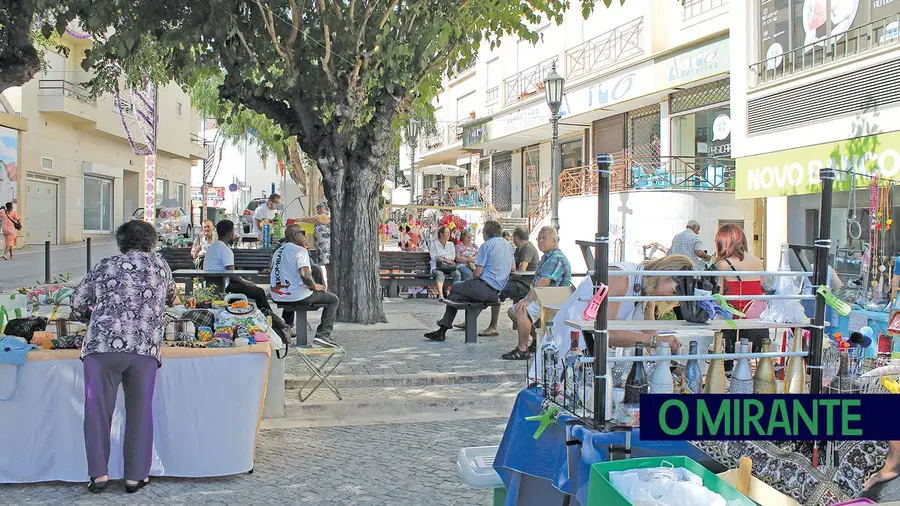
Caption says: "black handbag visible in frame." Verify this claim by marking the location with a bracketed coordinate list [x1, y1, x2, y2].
[4, 317, 49, 343]
[436, 260, 458, 275]
[675, 265, 720, 323]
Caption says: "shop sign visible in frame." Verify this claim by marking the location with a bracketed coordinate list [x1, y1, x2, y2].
[470, 153, 481, 186]
[735, 130, 900, 199]
[462, 121, 491, 147]
[493, 105, 547, 139]
[709, 113, 732, 158]
[191, 186, 226, 203]
[656, 39, 729, 89]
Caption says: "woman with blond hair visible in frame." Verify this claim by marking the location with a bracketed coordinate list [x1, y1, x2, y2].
[191, 219, 215, 268]
[713, 223, 766, 369]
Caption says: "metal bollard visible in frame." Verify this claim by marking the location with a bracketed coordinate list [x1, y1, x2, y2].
[86, 237, 92, 271]
[44, 241, 51, 283]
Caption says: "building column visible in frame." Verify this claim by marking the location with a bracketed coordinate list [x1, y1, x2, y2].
[764, 196, 788, 271]
[659, 98, 671, 158]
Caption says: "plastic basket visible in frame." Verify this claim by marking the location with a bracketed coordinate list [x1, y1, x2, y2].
[587, 456, 755, 506]
[456, 446, 504, 490]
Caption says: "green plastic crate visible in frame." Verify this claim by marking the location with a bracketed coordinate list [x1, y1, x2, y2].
[587, 456, 755, 506]
[493, 486, 506, 506]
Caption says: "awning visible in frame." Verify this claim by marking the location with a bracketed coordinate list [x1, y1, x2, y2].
[415, 164, 468, 176]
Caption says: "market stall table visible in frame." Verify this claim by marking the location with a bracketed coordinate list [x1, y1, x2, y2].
[0, 343, 271, 483]
[172, 269, 259, 294]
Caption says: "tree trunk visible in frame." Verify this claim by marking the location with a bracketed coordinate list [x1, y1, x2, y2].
[322, 158, 387, 324]
[0, 2, 41, 95]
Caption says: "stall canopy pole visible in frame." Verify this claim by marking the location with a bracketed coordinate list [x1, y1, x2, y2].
[593, 153, 613, 426]
[809, 166, 835, 395]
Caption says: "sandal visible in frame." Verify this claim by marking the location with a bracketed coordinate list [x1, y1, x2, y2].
[125, 478, 150, 494]
[501, 348, 530, 360]
[88, 477, 108, 493]
[478, 329, 500, 337]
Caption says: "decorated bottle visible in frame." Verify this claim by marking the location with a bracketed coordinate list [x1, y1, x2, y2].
[540, 322, 559, 395]
[564, 331, 581, 410]
[704, 332, 727, 394]
[828, 352, 860, 394]
[623, 342, 649, 404]
[650, 340, 675, 394]
[729, 338, 754, 394]
[784, 329, 806, 393]
[753, 338, 777, 394]
[683, 341, 703, 394]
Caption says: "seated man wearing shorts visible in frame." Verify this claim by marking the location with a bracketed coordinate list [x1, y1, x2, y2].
[501, 226, 572, 360]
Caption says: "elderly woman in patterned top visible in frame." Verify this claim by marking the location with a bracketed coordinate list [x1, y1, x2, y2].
[72, 219, 175, 495]
[297, 202, 332, 289]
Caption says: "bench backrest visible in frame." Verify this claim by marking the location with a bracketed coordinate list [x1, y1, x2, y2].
[159, 248, 195, 271]
[379, 251, 431, 271]
[234, 249, 275, 272]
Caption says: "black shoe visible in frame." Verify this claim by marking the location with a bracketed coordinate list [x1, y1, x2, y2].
[424, 329, 446, 342]
[125, 478, 149, 494]
[528, 340, 536, 353]
[313, 335, 338, 348]
[88, 478, 108, 493]
[501, 348, 530, 360]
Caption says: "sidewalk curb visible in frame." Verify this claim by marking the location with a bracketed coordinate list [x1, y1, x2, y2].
[284, 371, 525, 389]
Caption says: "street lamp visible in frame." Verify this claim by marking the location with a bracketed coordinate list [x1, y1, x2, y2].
[543, 62, 565, 232]
[405, 119, 420, 205]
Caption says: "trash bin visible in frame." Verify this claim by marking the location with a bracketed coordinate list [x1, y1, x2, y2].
[457, 445, 506, 506]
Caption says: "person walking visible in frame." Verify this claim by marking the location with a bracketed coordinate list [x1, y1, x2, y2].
[72, 220, 176, 494]
[1, 202, 20, 260]
[297, 202, 332, 289]
[669, 220, 710, 269]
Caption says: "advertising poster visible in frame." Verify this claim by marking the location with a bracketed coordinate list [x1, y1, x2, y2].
[0, 126, 18, 205]
[793, 0, 828, 50]
[760, 0, 790, 70]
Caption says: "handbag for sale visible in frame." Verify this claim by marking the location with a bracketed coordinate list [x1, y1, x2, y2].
[675, 265, 720, 324]
[0, 336, 37, 401]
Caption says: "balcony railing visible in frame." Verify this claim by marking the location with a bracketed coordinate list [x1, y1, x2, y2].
[422, 131, 444, 152]
[38, 80, 96, 106]
[527, 154, 735, 229]
[486, 86, 499, 104]
[750, 14, 900, 88]
[566, 17, 645, 81]
[504, 56, 557, 104]
[448, 121, 464, 143]
[682, 0, 728, 21]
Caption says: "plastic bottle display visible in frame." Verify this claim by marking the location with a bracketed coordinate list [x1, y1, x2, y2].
[754, 338, 777, 394]
[704, 332, 727, 394]
[649, 340, 675, 394]
[683, 341, 703, 394]
[784, 329, 807, 393]
[729, 338, 754, 394]
[828, 352, 861, 393]
[623, 342, 649, 404]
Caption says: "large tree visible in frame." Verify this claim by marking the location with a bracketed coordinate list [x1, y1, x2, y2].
[68, 1, 594, 323]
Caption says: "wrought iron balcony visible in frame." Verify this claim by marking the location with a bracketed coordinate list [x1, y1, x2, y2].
[503, 56, 557, 104]
[566, 17, 645, 81]
[448, 121, 464, 143]
[750, 14, 900, 88]
[485, 86, 499, 104]
[682, 0, 728, 21]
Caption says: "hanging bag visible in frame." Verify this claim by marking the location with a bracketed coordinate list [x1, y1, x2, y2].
[676, 265, 720, 323]
[0, 336, 37, 401]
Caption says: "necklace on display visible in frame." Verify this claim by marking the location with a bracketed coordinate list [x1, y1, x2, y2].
[848, 168, 862, 240]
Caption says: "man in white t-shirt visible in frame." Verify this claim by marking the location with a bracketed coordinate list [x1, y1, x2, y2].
[270, 224, 340, 347]
[205, 219, 290, 338]
[253, 193, 281, 239]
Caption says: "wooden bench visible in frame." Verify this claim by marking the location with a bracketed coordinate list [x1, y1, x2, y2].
[276, 301, 327, 347]
[442, 299, 501, 343]
[379, 251, 435, 297]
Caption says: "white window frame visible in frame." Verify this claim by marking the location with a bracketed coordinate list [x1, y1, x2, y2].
[176, 101, 184, 118]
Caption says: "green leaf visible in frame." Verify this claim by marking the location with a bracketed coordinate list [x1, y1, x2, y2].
[40, 23, 53, 40]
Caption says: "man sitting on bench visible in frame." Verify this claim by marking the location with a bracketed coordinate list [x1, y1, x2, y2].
[205, 219, 290, 338]
[501, 226, 572, 360]
[424, 220, 513, 342]
[270, 224, 340, 348]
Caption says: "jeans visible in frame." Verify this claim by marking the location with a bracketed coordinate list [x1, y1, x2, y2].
[438, 279, 501, 328]
[457, 264, 474, 281]
[861, 476, 900, 502]
[83, 353, 158, 481]
[282, 290, 340, 338]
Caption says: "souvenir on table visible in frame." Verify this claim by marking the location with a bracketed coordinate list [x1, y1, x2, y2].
[51, 334, 83, 350]
[197, 327, 213, 342]
[215, 325, 235, 340]
[0, 336, 37, 401]
[30, 331, 54, 349]
[183, 309, 216, 331]
[235, 325, 253, 344]
[253, 331, 269, 343]
[165, 319, 197, 342]
[206, 337, 234, 348]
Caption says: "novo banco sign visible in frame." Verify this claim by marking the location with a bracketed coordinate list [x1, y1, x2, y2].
[735, 130, 900, 199]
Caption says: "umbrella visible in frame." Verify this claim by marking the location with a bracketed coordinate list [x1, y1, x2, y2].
[415, 164, 467, 176]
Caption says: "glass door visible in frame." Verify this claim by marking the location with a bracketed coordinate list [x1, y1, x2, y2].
[84, 176, 114, 233]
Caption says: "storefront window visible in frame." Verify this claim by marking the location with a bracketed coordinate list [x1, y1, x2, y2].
[561, 138, 584, 169]
[524, 147, 541, 209]
[671, 105, 732, 161]
[155, 179, 168, 207]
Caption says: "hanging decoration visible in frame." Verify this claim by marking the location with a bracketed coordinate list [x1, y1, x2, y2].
[114, 76, 158, 224]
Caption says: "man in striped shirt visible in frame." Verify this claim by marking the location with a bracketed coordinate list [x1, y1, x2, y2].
[669, 220, 710, 270]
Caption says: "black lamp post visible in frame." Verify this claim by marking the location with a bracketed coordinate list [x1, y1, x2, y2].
[405, 119, 420, 204]
[543, 62, 565, 232]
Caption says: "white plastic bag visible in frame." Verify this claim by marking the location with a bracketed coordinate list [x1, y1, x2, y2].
[761, 244, 806, 324]
[609, 466, 726, 506]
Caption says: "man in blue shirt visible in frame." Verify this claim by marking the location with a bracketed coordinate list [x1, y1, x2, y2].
[425, 220, 513, 342]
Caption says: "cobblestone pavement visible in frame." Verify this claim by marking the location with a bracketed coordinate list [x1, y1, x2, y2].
[0, 418, 508, 506]
[285, 298, 529, 378]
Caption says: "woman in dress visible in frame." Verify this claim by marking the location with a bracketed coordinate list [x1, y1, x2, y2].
[454, 231, 479, 281]
[190, 219, 215, 268]
[298, 202, 332, 288]
[72, 220, 175, 494]
[1, 202, 20, 260]
[713, 223, 766, 370]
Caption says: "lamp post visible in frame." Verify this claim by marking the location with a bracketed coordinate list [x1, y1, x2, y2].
[543, 62, 565, 232]
[405, 119, 420, 205]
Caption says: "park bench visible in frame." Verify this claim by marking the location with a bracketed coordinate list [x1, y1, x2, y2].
[379, 251, 435, 298]
[442, 299, 501, 344]
[275, 301, 328, 347]
[233, 249, 275, 284]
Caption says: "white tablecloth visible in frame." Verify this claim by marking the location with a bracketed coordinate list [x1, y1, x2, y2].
[0, 344, 270, 483]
